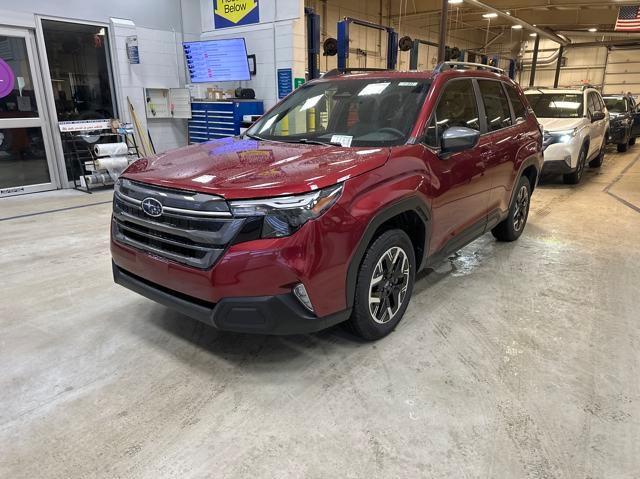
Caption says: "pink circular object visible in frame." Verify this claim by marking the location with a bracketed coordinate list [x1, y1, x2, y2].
[0, 58, 16, 99]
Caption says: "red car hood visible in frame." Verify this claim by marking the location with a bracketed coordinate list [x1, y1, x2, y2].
[122, 137, 390, 199]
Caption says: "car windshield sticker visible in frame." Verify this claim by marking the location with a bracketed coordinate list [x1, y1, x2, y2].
[358, 82, 390, 96]
[331, 134, 353, 147]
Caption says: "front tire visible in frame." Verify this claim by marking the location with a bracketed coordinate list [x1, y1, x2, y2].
[589, 138, 606, 168]
[617, 141, 629, 153]
[563, 146, 587, 184]
[348, 229, 416, 341]
[492, 176, 531, 242]
[629, 137, 636, 146]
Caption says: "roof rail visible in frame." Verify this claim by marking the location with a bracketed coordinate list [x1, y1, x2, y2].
[434, 61, 505, 75]
[323, 67, 390, 77]
[558, 83, 599, 91]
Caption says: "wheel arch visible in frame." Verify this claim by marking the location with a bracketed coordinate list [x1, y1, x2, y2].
[345, 197, 430, 309]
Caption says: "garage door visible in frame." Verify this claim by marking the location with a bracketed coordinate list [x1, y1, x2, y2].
[603, 49, 640, 96]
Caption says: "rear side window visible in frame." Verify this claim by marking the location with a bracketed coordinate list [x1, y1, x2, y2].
[478, 80, 513, 132]
[506, 84, 527, 122]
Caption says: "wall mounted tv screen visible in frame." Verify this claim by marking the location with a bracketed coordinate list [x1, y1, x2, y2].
[183, 38, 251, 83]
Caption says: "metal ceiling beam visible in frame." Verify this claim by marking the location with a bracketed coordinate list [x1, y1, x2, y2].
[465, 0, 569, 45]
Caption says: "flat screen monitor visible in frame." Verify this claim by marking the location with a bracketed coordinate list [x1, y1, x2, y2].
[183, 38, 251, 83]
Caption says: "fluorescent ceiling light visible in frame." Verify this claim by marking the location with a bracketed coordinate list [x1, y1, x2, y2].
[588, 27, 598, 32]
[512, 24, 523, 29]
[529, 33, 538, 37]
[448, 0, 463, 4]
[482, 13, 498, 18]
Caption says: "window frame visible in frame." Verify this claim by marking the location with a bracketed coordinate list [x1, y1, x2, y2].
[476, 79, 515, 134]
[420, 77, 485, 150]
[504, 83, 528, 124]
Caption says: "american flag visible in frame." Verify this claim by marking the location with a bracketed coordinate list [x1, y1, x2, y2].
[616, 5, 640, 31]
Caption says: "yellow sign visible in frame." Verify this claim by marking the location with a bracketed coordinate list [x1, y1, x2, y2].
[214, 0, 259, 26]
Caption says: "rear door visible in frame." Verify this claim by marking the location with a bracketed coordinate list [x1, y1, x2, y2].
[476, 79, 518, 220]
[420, 78, 491, 255]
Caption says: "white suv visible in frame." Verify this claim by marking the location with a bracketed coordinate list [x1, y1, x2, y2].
[525, 87, 609, 184]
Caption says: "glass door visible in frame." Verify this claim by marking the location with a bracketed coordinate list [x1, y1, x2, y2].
[0, 26, 57, 196]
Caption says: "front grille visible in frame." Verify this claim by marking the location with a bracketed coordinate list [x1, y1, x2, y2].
[112, 179, 245, 269]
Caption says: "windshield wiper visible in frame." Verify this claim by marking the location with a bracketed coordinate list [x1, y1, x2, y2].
[244, 133, 292, 144]
[244, 133, 268, 141]
[289, 138, 342, 146]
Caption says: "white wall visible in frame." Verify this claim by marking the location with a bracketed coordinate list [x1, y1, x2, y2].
[198, 0, 305, 109]
[0, 0, 183, 31]
[110, 19, 188, 154]
[519, 38, 607, 88]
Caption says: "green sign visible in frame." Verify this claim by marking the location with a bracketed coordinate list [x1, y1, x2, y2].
[294, 77, 305, 88]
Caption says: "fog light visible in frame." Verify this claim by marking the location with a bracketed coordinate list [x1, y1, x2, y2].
[293, 283, 314, 312]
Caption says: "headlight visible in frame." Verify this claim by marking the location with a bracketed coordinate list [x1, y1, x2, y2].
[549, 128, 578, 144]
[229, 183, 343, 238]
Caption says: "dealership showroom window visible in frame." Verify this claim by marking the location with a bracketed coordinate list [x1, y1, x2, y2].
[1, 0, 640, 477]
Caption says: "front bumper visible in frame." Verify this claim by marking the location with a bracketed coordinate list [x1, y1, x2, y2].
[113, 262, 350, 334]
[541, 159, 574, 175]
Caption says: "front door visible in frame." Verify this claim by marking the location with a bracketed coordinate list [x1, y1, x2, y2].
[421, 78, 491, 255]
[0, 26, 57, 197]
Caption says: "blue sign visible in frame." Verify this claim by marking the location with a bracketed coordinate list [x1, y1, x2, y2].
[277, 68, 293, 99]
[214, 0, 260, 29]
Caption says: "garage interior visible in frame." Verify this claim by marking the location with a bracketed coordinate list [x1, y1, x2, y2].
[2, 0, 640, 477]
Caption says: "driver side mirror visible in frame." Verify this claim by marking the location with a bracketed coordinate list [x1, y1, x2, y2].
[440, 127, 480, 155]
[591, 111, 605, 122]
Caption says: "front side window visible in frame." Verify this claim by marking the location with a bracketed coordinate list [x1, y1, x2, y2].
[478, 80, 513, 132]
[526, 93, 584, 118]
[246, 78, 431, 147]
[423, 79, 479, 148]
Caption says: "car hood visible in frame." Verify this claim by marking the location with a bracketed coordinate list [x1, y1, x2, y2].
[536, 117, 586, 132]
[122, 137, 390, 199]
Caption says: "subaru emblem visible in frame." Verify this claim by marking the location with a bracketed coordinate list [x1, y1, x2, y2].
[141, 197, 163, 217]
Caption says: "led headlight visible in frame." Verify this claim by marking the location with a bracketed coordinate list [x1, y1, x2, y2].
[549, 128, 578, 144]
[229, 183, 343, 238]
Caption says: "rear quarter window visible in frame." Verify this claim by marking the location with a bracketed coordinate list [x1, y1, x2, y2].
[506, 84, 527, 122]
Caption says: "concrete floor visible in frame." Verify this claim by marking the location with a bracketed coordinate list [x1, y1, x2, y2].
[1, 148, 640, 478]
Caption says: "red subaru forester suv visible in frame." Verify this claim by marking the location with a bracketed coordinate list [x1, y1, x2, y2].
[111, 63, 543, 340]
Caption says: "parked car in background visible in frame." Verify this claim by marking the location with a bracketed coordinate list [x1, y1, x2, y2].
[111, 63, 543, 340]
[525, 86, 609, 184]
[602, 95, 640, 152]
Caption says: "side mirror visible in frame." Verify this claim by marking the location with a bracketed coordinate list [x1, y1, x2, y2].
[440, 127, 480, 155]
[591, 111, 605, 122]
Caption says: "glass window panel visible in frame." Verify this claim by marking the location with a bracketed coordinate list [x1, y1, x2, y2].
[478, 80, 513, 132]
[42, 20, 115, 121]
[0, 36, 39, 118]
[434, 79, 480, 134]
[0, 127, 50, 188]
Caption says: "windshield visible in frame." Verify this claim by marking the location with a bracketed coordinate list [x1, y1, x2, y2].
[526, 93, 583, 118]
[604, 97, 627, 113]
[246, 78, 431, 147]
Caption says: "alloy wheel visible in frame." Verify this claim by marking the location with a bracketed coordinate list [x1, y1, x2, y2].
[368, 246, 410, 324]
[513, 185, 530, 232]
